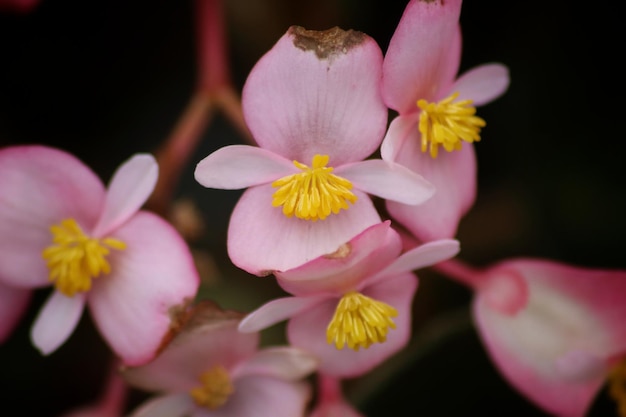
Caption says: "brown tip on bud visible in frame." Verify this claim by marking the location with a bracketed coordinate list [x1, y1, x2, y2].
[290, 26, 366, 60]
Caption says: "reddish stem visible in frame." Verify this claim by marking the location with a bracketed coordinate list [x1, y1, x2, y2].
[196, 0, 230, 92]
[317, 374, 343, 405]
[432, 258, 487, 290]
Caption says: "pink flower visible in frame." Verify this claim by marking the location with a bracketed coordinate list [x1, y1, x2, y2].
[380, 0, 510, 242]
[0, 145, 199, 365]
[194, 25, 434, 276]
[239, 221, 460, 377]
[122, 302, 318, 417]
[0, 280, 30, 343]
[455, 258, 626, 417]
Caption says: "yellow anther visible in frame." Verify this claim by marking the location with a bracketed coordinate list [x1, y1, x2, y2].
[417, 92, 486, 158]
[609, 359, 626, 417]
[271, 154, 357, 221]
[326, 292, 398, 351]
[189, 366, 234, 410]
[42, 218, 126, 297]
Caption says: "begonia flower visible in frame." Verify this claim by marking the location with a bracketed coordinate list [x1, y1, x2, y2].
[239, 221, 460, 377]
[380, 0, 510, 242]
[122, 302, 318, 417]
[0, 280, 31, 343]
[194, 25, 434, 276]
[438, 258, 626, 417]
[0, 145, 199, 365]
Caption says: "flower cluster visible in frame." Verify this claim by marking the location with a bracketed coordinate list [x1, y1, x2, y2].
[1, 1, 624, 417]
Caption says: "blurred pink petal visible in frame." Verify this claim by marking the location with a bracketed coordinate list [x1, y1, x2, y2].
[473, 259, 626, 417]
[227, 185, 381, 275]
[381, 0, 462, 114]
[239, 296, 328, 333]
[0, 145, 105, 288]
[128, 394, 193, 417]
[0, 282, 31, 343]
[336, 159, 434, 205]
[194, 145, 295, 189]
[288, 273, 417, 377]
[31, 290, 86, 355]
[242, 26, 387, 166]
[451, 63, 510, 106]
[92, 154, 158, 237]
[89, 211, 200, 366]
[233, 347, 319, 380]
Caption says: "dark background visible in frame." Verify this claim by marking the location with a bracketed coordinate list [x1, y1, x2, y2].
[0, 0, 624, 416]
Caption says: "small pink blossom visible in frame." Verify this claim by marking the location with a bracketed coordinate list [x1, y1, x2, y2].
[0, 145, 199, 365]
[195, 25, 434, 276]
[468, 259, 626, 417]
[239, 221, 460, 377]
[380, 0, 510, 242]
[122, 302, 318, 417]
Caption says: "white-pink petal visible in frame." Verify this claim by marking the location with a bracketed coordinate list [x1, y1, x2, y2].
[242, 26, 387, 166]
[127, 394, 193, 417]
[227, 185, 381, 275]
[449, 63, 510, 107]
[31, 290, 86, 355]
[380, 115, 418, 162]
[0, 282, 31, 343]
[238, 296, 328, 333]
[89, 211, 200, 366]
[92, 153, 158, 237]
[0, 145, 105, 288]
[194, 145, 296, 190]
[337, 159, 434, 205]
[381, 0, 462, 114]
[232, 346, 318, 381]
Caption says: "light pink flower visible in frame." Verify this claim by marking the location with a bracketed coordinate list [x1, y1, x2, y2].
[0, 280, 30, 343]
[0, 145, 199, 365]
[380, 0, 510, 242]
[239, 221, 460, 377]
[464, 258, 626, 417]
[122, 302, 318, 417]
[194, 25, 434, 276]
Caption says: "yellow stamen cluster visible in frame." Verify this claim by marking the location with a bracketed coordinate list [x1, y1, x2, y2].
[326, 292, 398, 351]
[271, 154, 357, 221]
[417, 92, 486, 158]
[42, 218, 126, 297]
[189, 366, 234, 410]
[609, 359, 626, 417]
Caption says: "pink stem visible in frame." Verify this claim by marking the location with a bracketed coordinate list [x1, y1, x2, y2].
[196, 0, 230, 92]
[317, 374, 343, 405]
[97, 361, 128, 415]
[432, 258, 487, 290]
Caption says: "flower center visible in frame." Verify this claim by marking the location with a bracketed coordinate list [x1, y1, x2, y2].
[189, 366, 234, 410]
[326, 291, 398, 351]
[271, 154, 357, 221]
[417, 92, 486, 158]
[41, 218, 126, 297]
[609, 359, 626, 417]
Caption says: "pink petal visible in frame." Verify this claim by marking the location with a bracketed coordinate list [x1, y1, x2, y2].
[227, 185, 381, 275]
[0, 145, 105, 288]
[123, 305, 258, 392]
[238, 296, 328, 333]
[275, 222, 402, 296]
[450, 63, 510, 107]
[88, 211, 200, 366]
[385, 128, 477, 241]
[92, 154, 158, 237]
[287, 273, 417, 378]
[336, 159, 434, 205]
[242, 26, 387, 166]
[31, 290, 86, 355]
[232, 347, 318, 381]
[127, 394, 193, 417]
[213, 376, 311, 417]
[473, 259, 626, 417]
[381, 0, 462, 114]
[371, 238, 460, 284]
[0, 282, 31, 343]
[194, 145, 296, 190]
[380, 114, 419, 163]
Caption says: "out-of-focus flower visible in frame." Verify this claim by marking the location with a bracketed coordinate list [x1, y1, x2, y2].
[0, 0, 39, 13]
[460, 258, 626, 417]
[195, 25, 434, 276]
[122, 302, 318, 417]
[380, 0, 509, 242]
[0, 145, 199, 365]
[239, 221, 459, 377]
[0, 280, 30, 343]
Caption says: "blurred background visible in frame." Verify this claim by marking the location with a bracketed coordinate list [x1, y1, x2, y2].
[0, 0, 624, 416]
